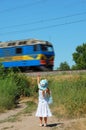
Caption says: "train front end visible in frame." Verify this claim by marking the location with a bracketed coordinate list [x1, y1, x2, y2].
[38, 42, 55, 71]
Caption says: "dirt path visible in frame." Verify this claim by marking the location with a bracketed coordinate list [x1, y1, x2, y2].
[0, 101, 86, 130]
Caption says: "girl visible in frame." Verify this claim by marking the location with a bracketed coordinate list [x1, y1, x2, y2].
[35, 74, 52, 127]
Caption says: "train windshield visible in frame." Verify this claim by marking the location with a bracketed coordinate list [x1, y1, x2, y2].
[40, 45, 53, 52]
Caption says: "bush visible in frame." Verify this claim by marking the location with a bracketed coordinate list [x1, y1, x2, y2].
[0, 65, 34, 112]
[0, 78, 18, 111]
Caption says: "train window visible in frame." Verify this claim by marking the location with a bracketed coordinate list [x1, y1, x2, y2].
[41, 45, 53, 52]
[16, 48, 22, 54]
[41, 45, 47, 51]
[34, 44, 39, 51]
[47, 45, 53, 52]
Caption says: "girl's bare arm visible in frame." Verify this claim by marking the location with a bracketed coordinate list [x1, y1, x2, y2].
[37, 73, 40, 85]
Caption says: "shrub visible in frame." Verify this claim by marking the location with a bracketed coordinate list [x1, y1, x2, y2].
[0, 65, 34, 112]
[0, 78, 18, 111]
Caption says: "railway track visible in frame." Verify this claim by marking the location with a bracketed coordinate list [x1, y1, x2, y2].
[24, 70, 86, 77]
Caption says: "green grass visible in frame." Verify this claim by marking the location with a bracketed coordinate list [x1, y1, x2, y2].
[48, 74, 86, 118]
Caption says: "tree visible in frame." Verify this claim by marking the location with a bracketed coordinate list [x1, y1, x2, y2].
[58, 61, 70, 71]
[72, 43, 86, 70]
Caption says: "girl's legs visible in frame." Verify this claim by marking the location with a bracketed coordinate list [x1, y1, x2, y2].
[44, 117, 47, 126]
[39, 117, 43, 126]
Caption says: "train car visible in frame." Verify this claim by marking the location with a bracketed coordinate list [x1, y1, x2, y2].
[0, 39, 55, 71]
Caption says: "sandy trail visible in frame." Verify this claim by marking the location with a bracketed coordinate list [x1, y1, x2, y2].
[0, 101, 86, 130]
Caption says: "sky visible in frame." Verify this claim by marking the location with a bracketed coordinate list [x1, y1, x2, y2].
[0, 0, 86, 69]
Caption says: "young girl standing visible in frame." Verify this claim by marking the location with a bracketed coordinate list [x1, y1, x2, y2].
[35, 74, 52, 127]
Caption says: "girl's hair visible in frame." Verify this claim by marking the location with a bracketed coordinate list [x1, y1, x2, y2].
[42, 87, 50, 96]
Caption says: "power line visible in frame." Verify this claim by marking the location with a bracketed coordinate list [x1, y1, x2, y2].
[0, 19, 86, 35]
[0, 0, 46, 14]
[0, 11, 86, 30]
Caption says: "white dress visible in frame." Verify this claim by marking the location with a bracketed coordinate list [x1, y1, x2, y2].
[35, 89, 52, 117]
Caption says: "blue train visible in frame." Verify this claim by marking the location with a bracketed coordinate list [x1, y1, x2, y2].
[0, 39, 55, 71]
